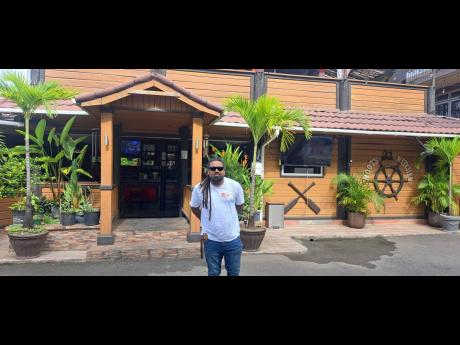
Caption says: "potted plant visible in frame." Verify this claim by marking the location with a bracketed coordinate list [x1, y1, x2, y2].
[80, 187, 100, 226]
[332, 173, 385, 228]
[80, 198, 100, 226]
[9, 198, 26, 224]
[419, 137, 460, 232]
[411, 169, 460, 227]
[60, 199, 77, 226]
[0, 71, 76, 230]
[6, 224, 48, 258]
[224, 95, 311, 251]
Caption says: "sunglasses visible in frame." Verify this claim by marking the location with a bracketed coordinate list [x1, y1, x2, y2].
[208, 167, 224, 172]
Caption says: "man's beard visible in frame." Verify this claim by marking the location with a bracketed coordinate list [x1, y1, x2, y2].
[211, 175, 224, 184]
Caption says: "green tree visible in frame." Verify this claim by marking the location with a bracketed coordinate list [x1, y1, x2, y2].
[224, 94, 311, 227]
[0, 72, 76, 228]
[419, 137, 460, 215]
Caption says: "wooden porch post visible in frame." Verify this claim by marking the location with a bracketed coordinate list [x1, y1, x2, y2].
[98, 111, 115, 245]
[188, 114, 203, 242]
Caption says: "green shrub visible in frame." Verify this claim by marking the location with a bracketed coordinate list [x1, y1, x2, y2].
[332, 173, 385, 215]
[7, 224, 46, 235]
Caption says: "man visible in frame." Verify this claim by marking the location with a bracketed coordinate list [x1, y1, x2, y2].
[190, 157, 245, 276]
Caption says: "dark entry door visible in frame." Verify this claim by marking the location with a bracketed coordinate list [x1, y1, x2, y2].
[119, 139, 180, 218]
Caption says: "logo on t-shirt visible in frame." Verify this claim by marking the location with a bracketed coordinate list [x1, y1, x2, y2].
[220, 192, 231, 199]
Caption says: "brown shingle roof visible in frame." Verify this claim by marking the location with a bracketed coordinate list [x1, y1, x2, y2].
[217, 108, 460, 136]
[75, 71, 224, 114]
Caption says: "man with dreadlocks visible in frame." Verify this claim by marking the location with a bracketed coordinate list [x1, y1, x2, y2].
[190, 156, 245, 276]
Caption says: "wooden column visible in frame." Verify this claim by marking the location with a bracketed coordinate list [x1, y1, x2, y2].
[189, 115, 203, 236]
[99, 111, 115, 244]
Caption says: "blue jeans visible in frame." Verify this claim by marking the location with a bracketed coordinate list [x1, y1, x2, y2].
[204, 237, 243, 276]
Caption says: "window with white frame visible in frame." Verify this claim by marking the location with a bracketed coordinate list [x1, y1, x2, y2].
[281, 165, 324, 177]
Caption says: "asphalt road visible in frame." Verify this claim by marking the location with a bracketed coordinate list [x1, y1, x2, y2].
[2, 234, 460, 275]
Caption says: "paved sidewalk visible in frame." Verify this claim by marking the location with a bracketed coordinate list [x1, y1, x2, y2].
[0, 220, 448, 264]
[253, 220, 447, 255]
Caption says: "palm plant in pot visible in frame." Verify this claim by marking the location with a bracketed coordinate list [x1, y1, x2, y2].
[224, 94, 311, 251]
[410, 168, 460, 227]
[332, 173, 385, 228]
[418, 137, 460, 232]
[0, 71, 76, 258]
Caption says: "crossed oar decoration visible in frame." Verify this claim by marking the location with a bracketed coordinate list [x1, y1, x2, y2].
[284, 182, 321, 215]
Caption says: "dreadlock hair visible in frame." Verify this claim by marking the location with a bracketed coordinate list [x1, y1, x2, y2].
[200, 156, 225, 221]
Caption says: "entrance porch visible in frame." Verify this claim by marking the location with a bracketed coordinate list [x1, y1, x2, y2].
[73, 72, 224, 245]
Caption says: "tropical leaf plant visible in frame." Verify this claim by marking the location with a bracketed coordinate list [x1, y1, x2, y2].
[332, 173, 385, 215]
[418, 137, 460, 215]
[224, 94, 311, 227]
[410, 168, 460, 214]
[14, 116, 90, 205]
[0, 71, 77, 229]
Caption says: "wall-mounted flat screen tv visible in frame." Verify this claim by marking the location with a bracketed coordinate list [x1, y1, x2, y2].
[280, 136, 333, 166]
[122, 140, 141, 155]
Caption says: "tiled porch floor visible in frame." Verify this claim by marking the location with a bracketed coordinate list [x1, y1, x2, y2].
[114, 217, 190, 232]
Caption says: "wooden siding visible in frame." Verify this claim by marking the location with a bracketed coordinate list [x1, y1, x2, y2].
[267, 77, 337, 109]
[0, 197, 20, 228]
[263, 135, 425, 219]
[263, 138, 339, 218]
[350, 84, 426, 114]
[166, 70, 252, 106]
[115, 110, 192, 135]
[112, 93, 196, 113]
[44, 69, 150, 94]
[349, 135, 425, 216]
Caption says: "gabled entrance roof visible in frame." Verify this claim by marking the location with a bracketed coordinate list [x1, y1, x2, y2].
[74, 71, 224, 117]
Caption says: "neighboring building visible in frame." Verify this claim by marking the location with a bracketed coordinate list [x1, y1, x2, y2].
[2, 69, 460, 246]
[401, 69, 460, 118]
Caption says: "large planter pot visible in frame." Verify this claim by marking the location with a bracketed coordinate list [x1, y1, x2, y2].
[440, 214, 460, 232]
[8, 231, 49, 258]
[60, 212, 76, 226]
[84, 211, 100, 226]
[75, 213, 85, 224]
[427, 211, 443, 228]
[240, 228, 266, 252]
[347, 212, 366, 229]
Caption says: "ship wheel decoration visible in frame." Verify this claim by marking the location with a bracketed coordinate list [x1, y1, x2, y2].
[373, 163, 406, 200]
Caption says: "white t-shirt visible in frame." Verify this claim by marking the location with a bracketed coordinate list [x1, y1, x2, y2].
[190, 177, 244, 242]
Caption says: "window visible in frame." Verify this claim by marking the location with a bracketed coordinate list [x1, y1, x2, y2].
[436, 103, 449, 116]
[0, 69, 31, 83]
[451, 90, 460, 99]
[451, 100, 460, 118]
[281, 165, 324, 177]
[436, 94, 449, 102]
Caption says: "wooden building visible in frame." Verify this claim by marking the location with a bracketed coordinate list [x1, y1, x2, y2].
[3, 69, 460, 245]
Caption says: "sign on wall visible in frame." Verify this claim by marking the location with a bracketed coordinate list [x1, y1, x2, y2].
[362, 151, 414, 201]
